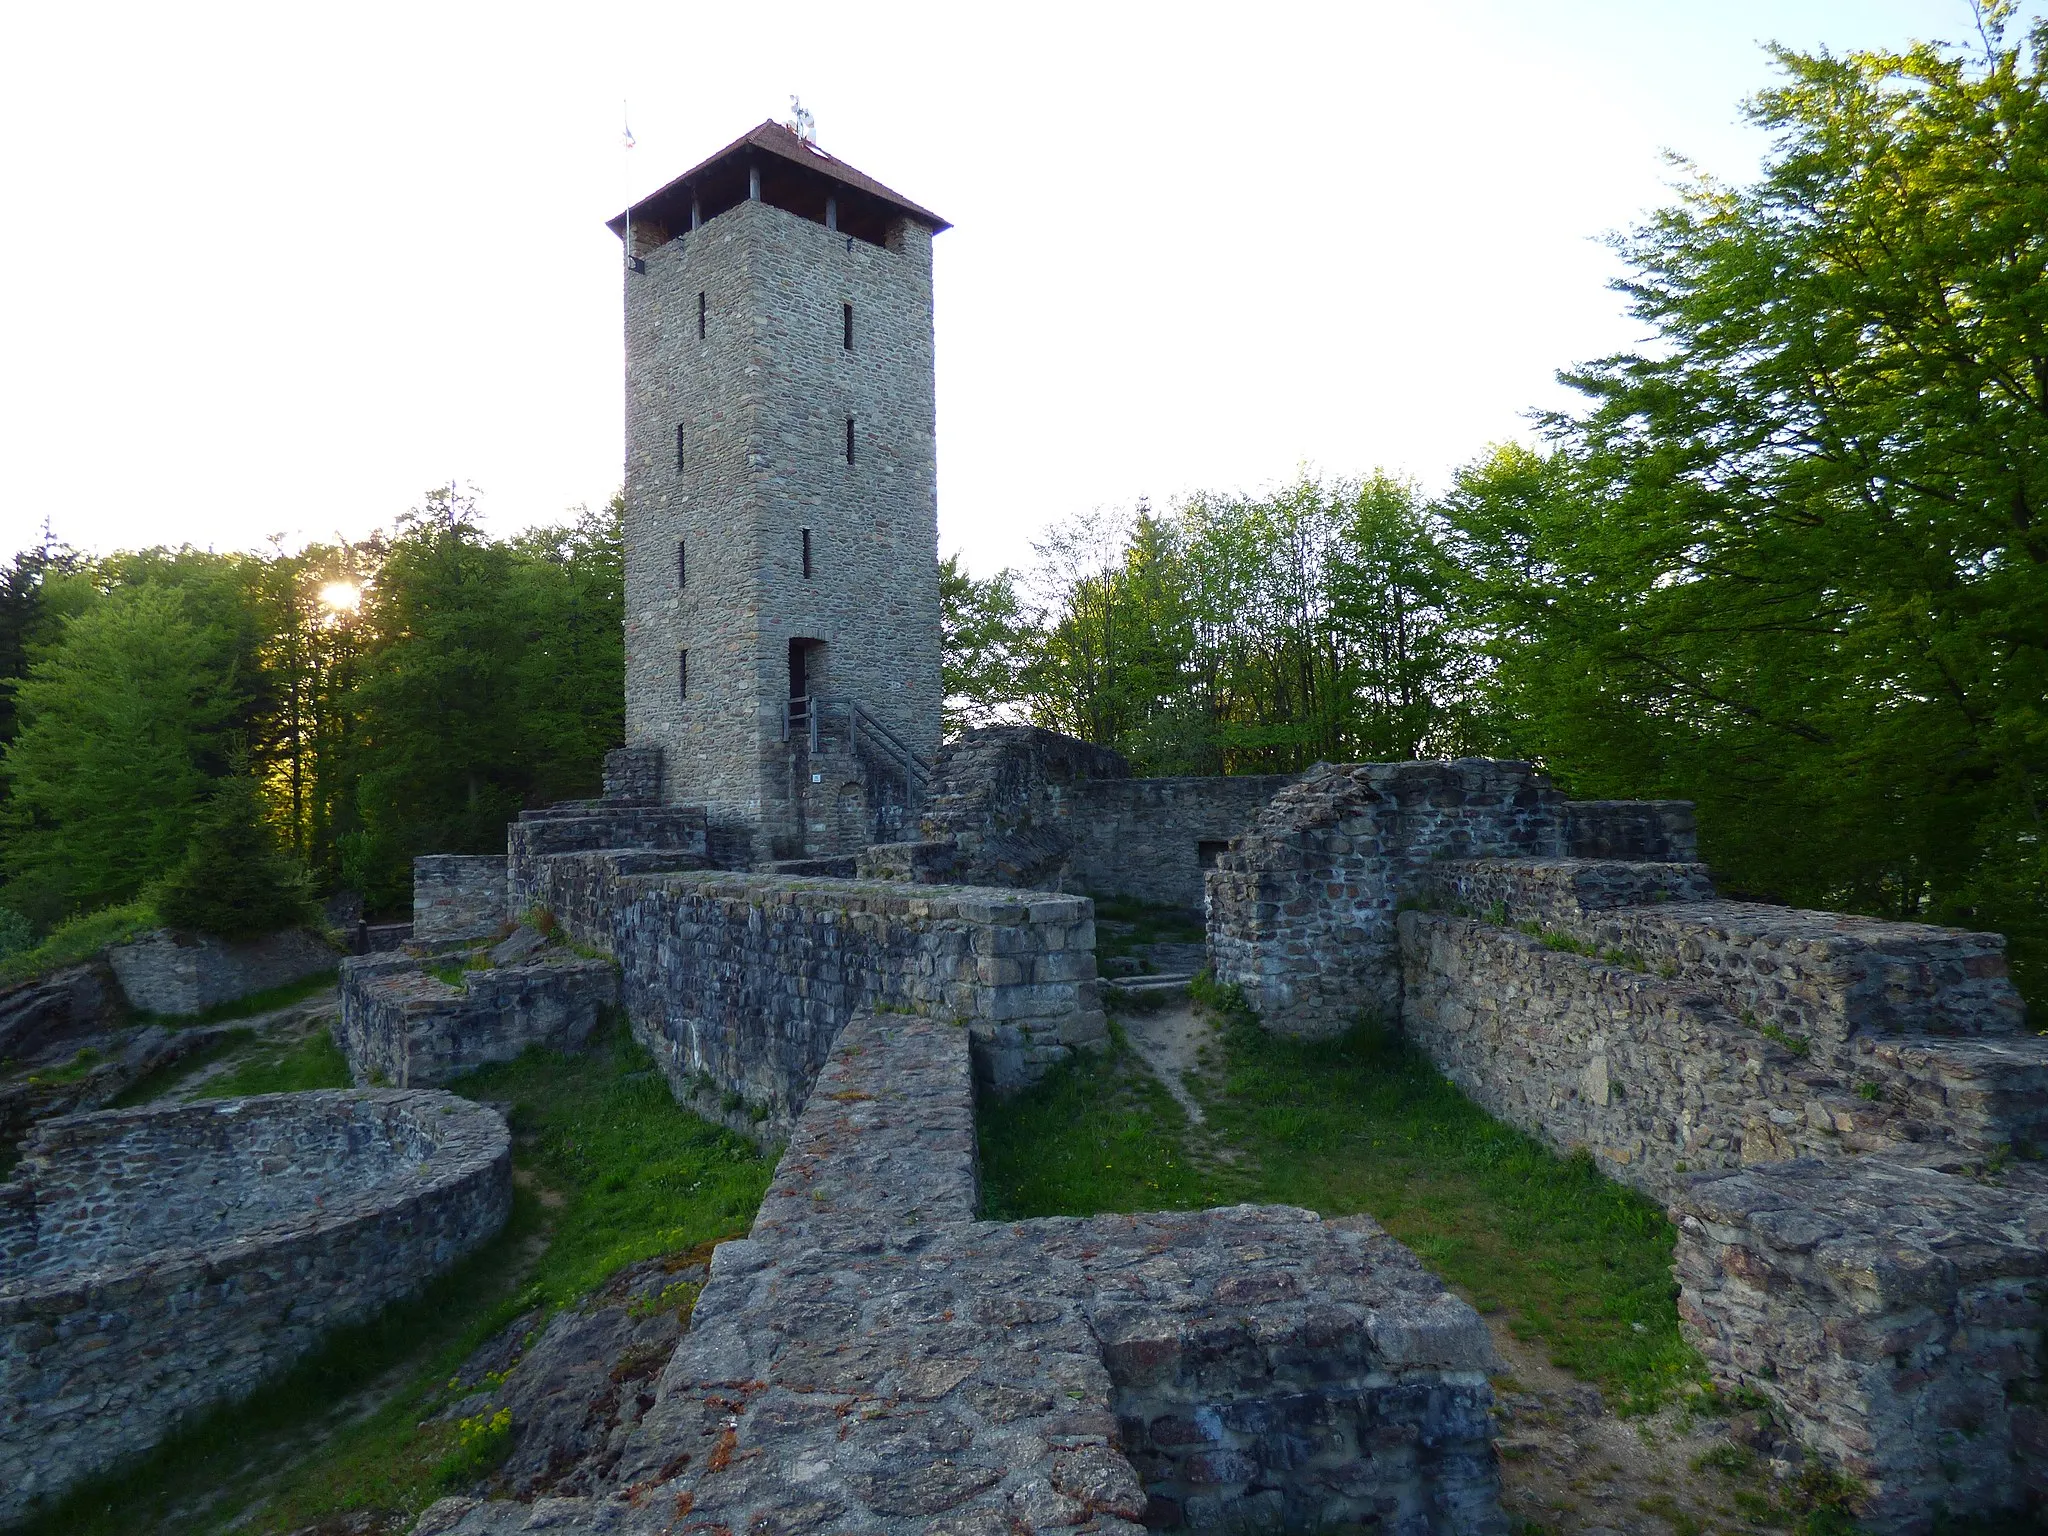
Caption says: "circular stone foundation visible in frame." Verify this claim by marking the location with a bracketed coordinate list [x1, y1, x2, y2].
[0, 1089, 511, 1524]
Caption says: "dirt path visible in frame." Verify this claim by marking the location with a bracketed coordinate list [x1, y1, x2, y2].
[1118, 999, 1214, 1124]
[155, 988, 341, 1101]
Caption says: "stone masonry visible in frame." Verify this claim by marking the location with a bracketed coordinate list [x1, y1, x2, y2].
[0, 1090, 510, 1525]
[1206, 760, 1564, 1034]
[414, 854, 513, 942]
[338, 939, 619, 1089]
[865, 726, 1297, 911]
[1211, 758, 2046, 1531]
[413, 1010, 1506, 1536]
[619, 125, 944, 863]
[104, 926, 340, 1016]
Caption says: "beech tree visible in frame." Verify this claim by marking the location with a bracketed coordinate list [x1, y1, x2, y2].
[1449, 13, 2048, 998]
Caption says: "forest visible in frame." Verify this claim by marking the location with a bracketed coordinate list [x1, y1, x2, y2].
[2, 23, 2042, 1005]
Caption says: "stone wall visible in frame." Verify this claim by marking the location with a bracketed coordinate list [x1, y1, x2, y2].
[413, 855, 510, 942]
[1207, 760, 1564, 1035]
[338, 947, 619, 1088]
[505, 805, 708, 915]
[1672, 1159, 2046, 1533]
[1562, 799, 1698, 862]
[906, 726, 1295, 909]
[412, 1011, 1504, 1536]
[623, 193, 942, 864]
[105, 927, 340, 1016]
[605, 871, 1104, 1125]
[1064, 774, 1297, 911]
[0, 1090, 509, 1525]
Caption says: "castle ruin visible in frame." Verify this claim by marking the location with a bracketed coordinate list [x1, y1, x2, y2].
[297, 121, 2048, 1533]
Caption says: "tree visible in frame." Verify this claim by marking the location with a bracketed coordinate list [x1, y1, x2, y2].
[1447, 16, 2048, 1003]
[1, 583, 232, 919]
[939, 553, 1030, 735]
[338, 488, 623, 908]
[155, 775, 316, 939]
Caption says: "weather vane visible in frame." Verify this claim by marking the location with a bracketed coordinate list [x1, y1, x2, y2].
[787, 96, 816, 145]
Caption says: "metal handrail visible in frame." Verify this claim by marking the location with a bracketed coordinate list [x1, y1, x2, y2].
[783, 694, 929, 796]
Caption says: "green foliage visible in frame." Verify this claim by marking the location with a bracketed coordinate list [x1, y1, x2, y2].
[154, 776, 317, 940]
[0, 899, 157, 985]
[0, 906, 33, 960]
[194, 1030, 352, 1097]
[1445, 24, 2048, 1006]
[0, 584, 233, 920]
[338, 489, 623, 908]
[1016, 478, 1478, 774]
[433, 1407, 513, 1487]
[939, 552, 1031, 735]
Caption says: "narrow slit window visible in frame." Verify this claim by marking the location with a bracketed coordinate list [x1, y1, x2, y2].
[845, 417, 855, 464]
[698, 291, 706, 339]
[676, 539, 686, 588]
[801, 528, 813, 579]
[674, 423, 685, 471]
[678, 649, 689, 700]
[842, 302, 853, 350]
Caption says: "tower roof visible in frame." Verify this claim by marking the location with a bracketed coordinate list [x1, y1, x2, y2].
[607, 120, 949, 247]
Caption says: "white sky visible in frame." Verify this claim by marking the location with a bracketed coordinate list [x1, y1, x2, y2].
[0, 1, 2032, 574]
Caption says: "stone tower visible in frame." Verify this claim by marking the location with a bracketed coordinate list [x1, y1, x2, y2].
[609, 121, 947, 863]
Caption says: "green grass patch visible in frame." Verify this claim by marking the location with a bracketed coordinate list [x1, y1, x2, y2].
[193, 1030, 352, 1098]
[0, 900, 158, 985]
[1202, 1000, 1700, 1412]
[1089, 894, 1204, 966]
[136, 967, 340, 1028]
[978, 981, 1705, 1413]
[106, 1030, 257, 1108]
[17, 1018, 773, 1536]
[23, 1045, 105, 1085]
[978, 1024, 1235, 1220]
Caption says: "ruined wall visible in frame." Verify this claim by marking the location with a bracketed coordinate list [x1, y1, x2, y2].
[506, 804, 709, 914]
[105, 927, 339, 1016]
[1673, 1159, 2047, 1533]
[912, 727, 1295, 908]
[1064, 774, 1296, 910]
[1206, 760, 1564, 1035]
[414, 1011, 1504, 1536]
[412, 855, 510, 942]
[605, 871, 1104, 1125]
[338, 949, 619, 1088]
[0, 1091, 509, 1526]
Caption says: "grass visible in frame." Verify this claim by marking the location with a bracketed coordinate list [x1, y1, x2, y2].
[106, 1030, 257, 1108]
[18, 1017, 772, 1536]
[1089, 893, 1204, 969]
[978, 981, 1705, 1414]
[193, 1030, 353, 1098]
[137, 968, 340, 1028]
[0, 899, 158, 985]
[979, 1022, 1234, 1219]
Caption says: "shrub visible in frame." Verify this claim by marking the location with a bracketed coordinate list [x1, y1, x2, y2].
[0, 899, 158, 985]
[153, 777, 317, 941]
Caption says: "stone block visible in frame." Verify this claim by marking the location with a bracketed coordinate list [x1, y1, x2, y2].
[106, 928, 340, 1017]
[1672, 1158, 2048, 1533]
